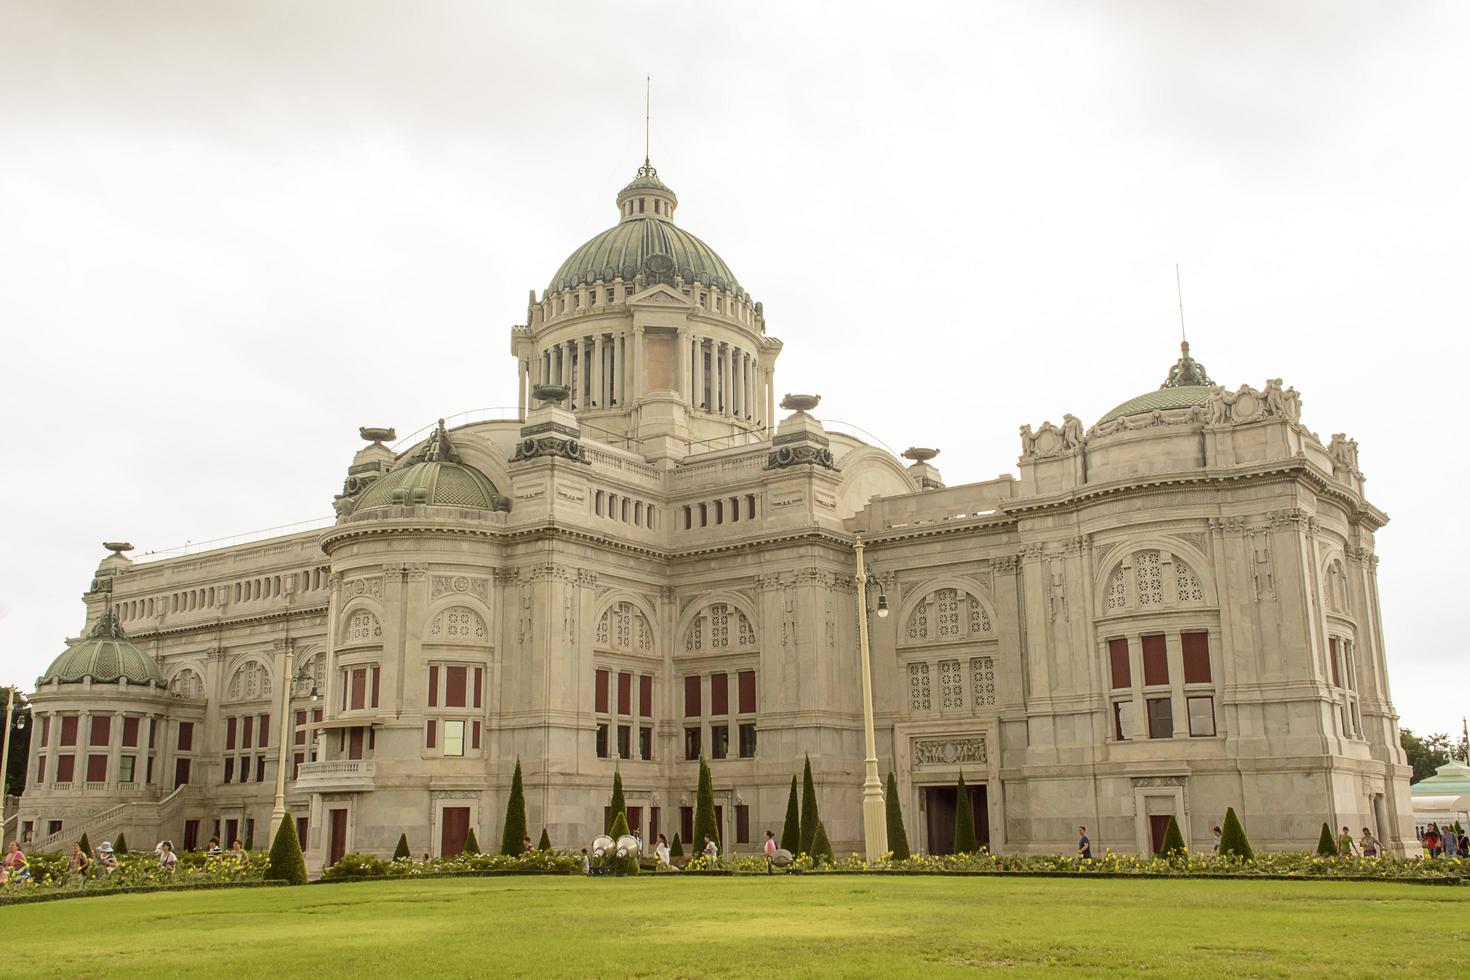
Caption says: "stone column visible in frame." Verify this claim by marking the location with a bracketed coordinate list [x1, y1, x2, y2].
[693, 338, 705, 411]
[618, 332, 629, 406]
[746, 354, 756, 421]
[44, 713, 58, 784]
[77, 709, 91, 785]
[140, 710, 155, 786]
[732, 349, 743, 418]
[674, 329, 687, 401]
[593, 334, 605, 408]
[631, 327, 643, 404]
[765, 368, 775, 433]
[718, 344, 729, 415]
[108, 710, 122, 788]
[517, 359, 528, 417]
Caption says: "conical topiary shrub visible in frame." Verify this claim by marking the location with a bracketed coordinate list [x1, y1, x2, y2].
[812, 820, 834, 865]
[113, 833, 128, 855]
[464, 827, 481, 855]
[885, 771, 910, 861]
[693, 756, 719, 850]
[1158, 815, 1186, 859]
[1316, 823, 1338, 857]
[245, 825, 255, 851]
[501, 758, 528, 856]
[79, 833, 92, 857]
[1219, 807, 1254, 861]
[670, 833, 684, 859]
[538, 828, 551, 851]
[953, 772, 978, 854]
[781, 775, 801, 854]
[608, 811, 639, 874]
[799, 755, 820, 855]
[393, 833, 411, 860]
[609, 769, 627, 833]
[265, 815, 307, 885]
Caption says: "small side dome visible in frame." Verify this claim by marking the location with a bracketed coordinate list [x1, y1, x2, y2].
[350, 420, 509, 514]
[1096, 342, 1215, 425]
[40, 610, 165, 687]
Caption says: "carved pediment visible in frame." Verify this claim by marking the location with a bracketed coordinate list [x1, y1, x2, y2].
[627, 283, 693, 307]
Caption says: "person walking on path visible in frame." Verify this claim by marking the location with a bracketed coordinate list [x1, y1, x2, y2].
[1443, 827, 1461, 858]
[654, 834, 677, 872]
[763, 830, 778, 873]
[1212, 826, 1222, 852]
[580, 848, 590, 875]
[67, 841, 90, 881]
[702, 834, 719, 866]
[206, 836, 222, 858]
[227, 839, 246, 864]
[1358, 828, 1381, 858]
[1077, 826, 1092, 860]
[1335, 827, 1356, 858]
[95, 842, 119, 878]
[1423, 824, 1442, 858]
[157, 841, 178, 873]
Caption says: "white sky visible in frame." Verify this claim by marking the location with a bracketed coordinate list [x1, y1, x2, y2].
[1, 1, 1465, 734]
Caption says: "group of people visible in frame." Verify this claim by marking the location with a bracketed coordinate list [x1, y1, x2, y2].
[578, 830, 737, 874]
[1, 841, 29, 884]
[1419, 823, 1468, 858]
[1328, 826, 1385, 858]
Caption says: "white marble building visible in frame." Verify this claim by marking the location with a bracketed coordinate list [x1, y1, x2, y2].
[16, 163, 1415, 868]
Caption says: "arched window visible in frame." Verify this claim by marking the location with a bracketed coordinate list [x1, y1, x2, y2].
[684, 603, 756, 652]
[226, 661, 272, 702]
[170, 668, 204, 700]
[595, 602, 654, 653]
[1101, 548, 1210, 614]
[428, 606, 488, 642]
[345, 609, 382, 643]
[903, 587, 993, 644]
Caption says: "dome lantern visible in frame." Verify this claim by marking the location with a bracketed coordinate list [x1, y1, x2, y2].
[615, 160, 678, 224]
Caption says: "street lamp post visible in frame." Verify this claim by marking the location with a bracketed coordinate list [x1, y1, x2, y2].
[0, 688, 18, 844]
[270, 642, 319, 838]
[853, 533, 889, 862]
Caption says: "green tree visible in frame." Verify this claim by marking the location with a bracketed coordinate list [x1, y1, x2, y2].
[1400, 729, 1464, 783]
[79, 833, 92, 857]
[799, 755, 820, 855]
[1158, 815, 1186, 859]
[1218, 807, 1254, 860]
[1, 687, 31, 798]
[113, 833, 128, 855]
[608, 811, 639, 874]
[884, 771, 910, 860]
[780, 775, 801, 853]
[500, 758, 528, 856]
[670, 833, 684, 859]
[265, 814, 307, 885]
[693, 756, 720, 850]
[952, 773, 978, 854]
[464, 827, 480, 855]
[393, 833, 411, 860]
[538, 828, 552, 851]
[1316, 822, 1338, 857]
[608, 769, 627, 833]
[812, 820, 834, 865]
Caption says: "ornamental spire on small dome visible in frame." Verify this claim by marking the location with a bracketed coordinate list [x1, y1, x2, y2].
[1161, 341, 1214, 388]
[88, 607, 128, 640]
[414, 418, 462, 464]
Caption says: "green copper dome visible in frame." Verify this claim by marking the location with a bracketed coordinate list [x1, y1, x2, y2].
[40, 611, 164, 687]
[1097, 342, 1216, 425]
[351, 420, 509, 514]
[547, 164, 745, 298]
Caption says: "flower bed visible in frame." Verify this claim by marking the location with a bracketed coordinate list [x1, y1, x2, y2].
[0, 850, 273, 904]
[319, 849, 583, 881]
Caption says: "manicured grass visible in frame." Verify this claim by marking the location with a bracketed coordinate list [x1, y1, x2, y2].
[5, 875, 1467, 977]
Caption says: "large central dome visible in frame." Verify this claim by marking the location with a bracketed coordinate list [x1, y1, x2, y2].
[546, 164, 746, 299]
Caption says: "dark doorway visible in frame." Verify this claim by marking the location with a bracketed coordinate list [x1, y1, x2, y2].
[1149, 814, 1172, 855]
[296, 816, 309, 850]
[924, 784, 990, 854]
[225, 819, 239, 848]
[329, 808, 349, 866]
[441, 806, 470, 857]
[348, 728, 365, 761]
[183, 819, 199, 852]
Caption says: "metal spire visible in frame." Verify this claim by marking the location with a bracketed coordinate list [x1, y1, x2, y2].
[1176, 263, 1186, 343]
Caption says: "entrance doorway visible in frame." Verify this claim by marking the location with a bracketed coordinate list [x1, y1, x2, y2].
[924, 784, 989, 854]
[1148, 814, 1172, 855]
[329, 808, 348, 866]
[441, 807, 470, 857]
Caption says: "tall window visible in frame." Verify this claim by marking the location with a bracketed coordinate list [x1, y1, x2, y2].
[1105, 630, 1217, 742]
[594, 668, 653, 760]
[681, 669, 757, 762]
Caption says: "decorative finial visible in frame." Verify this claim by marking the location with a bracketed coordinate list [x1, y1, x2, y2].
[780, 393, 821, 413]
[532, 383, 570, 405]
[359, 426, 396, 443]
[415, 418, 461, 464]
[102, 541, 133, 556]
[89, 607, 128, 640]
[1161, 340, 1213, 388]
[902, 447, 939, 463]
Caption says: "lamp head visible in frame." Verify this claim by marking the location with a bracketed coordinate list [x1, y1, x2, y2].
[876, 593, 889, 618]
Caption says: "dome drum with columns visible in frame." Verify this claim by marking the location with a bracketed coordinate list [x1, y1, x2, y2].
[17, 160, 1412, 868]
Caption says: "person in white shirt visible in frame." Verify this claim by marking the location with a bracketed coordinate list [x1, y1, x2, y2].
[654, 834, 676, 871]
[702, 834, 719, 865]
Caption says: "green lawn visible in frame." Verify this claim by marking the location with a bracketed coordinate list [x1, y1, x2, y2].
[6, 875, 1467, 978]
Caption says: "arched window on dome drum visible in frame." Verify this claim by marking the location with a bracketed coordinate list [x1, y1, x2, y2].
[1102, 549, 1210, 613]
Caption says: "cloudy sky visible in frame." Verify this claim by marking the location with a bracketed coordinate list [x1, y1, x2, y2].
[2, 1, 1465, 735]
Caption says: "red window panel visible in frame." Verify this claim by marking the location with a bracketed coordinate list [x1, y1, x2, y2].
[428, 665, 439, 707]
[40, 716, 49, 748]
[368, 728, 375, 751]
[60, 715, 77, 746]
[86, 754, 108, 782]
[1141, 635, 1169, 686]
[595, 669, 609, 714]
[617, 672, 632, 715]
[177, 722, 194, 751]
[341, 672, 349, 711]
[1181, 631, 1212, 684]
[446, 666, 467, 708]
[1329, 637, 1341, 686]
[639, 675, 653, 718]
[57, 755, 75, 782]
[226, 717, 237, 751]
[684, 675, 701, 717]
[474, 667, 483, 709]
[738, 670, 756, 713]
[710, 672, 729, 716]
[426, 720, 437, 749]
[294, 711, 306, 746]
[472, 720, 481, 749]
[258, 714, 270, 748]
[371, 667, 381, 708]
[90, 715, 110, 746]
[35, 755, 45, 783]
[351, 668, 367, 711]
[292, 752, 304, 780]
[242, 715, 254, 748]
[1108, 638, 1131, 689]
[122, 717, 140, 748]
[174, 758, 191, 787]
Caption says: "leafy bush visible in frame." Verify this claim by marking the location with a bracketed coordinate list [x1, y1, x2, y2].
[812, 821, 834, 865]
[321, 853, 389, 880]
[394, 834, 411, 861]
[885, 771, 910, 861]
[1316, 823, 1338, 857]
[265, 815, 307, 886]
[1159, 816, 1186, 859]
[464, 828, 480, 856]
[670, 834, 684, 859]
[781, 775, 801, 854]
[800, 756, 820, 856]
[1219, 807, 1254, 861]
[501, 758, 528, 856]
[538, 828, 551, 851]
[953, 773, 978, 854]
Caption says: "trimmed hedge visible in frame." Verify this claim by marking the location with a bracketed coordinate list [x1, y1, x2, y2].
[501, 758, 528, 856]
[1159, 816, 1186, 859]
[885, 771, 910, 861]
[0, 880, 285, 907]
[1316, 823, 1338, 857]
[799, 756, 819, 856]
[781, 776, 801, 854]
[953, 772, 977, 854]
[265, 815, 308, 886]
[1219, 807, 1254, 860]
